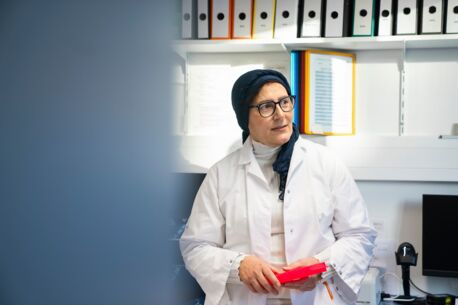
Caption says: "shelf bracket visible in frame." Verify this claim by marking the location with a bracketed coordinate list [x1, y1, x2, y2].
[398, 40, 407, 136]
[280, 42, 291, 54]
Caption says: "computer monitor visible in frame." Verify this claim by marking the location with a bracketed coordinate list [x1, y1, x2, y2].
[422, 194, 458, 278]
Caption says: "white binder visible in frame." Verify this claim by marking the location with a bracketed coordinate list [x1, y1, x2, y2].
[182, 0, 196, 39]
[377, 0, 393, 36]
[420, 0, 443, 34]
[446, 0, 458, 33]
[396, 0, 418, 35]
[211, 0, 231, 39]
[352, 0, 375, 36]
[301, 0, 323, 37]
[324, 0, 351, 37]
[274, 0, 299, 39]
[197, 0, 209, 38]
[253, 0, 276, 38]
[233, 0, 253, 38]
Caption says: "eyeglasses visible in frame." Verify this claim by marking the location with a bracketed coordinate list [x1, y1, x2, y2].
[249, 95, 296, 118]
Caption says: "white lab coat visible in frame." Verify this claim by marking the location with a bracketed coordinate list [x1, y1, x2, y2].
[180, 137, 377, 305]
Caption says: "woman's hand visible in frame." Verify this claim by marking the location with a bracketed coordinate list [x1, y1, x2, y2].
[238, 255, 282, 294]
[282, 257, 321, 291]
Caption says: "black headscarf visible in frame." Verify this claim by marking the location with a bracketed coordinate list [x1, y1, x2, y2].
[231, 69, 299, 201]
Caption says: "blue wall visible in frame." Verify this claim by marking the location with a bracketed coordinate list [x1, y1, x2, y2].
[0, 1, 174, 304]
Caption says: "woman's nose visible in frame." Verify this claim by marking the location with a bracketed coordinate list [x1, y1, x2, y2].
[273, 103, 286, 119]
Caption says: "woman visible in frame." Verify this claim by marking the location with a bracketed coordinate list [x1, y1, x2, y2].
[180, 69, 377, 305]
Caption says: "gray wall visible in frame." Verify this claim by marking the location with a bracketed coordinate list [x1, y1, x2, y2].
[0, 1, 174, 304]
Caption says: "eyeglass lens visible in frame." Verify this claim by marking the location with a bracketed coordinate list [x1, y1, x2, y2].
[258, 96, 294, 117]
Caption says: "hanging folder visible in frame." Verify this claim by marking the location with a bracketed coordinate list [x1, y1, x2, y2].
[197, 0, 210, 38]
[290, 51, 300, 126]
[419, 0, 443, 34]
[274, 0, 300, 39]
[233, 0, 253, 38]
[324, 0, 353, 37]
[445, 0, 458, 33]
[182, 0, 197, 39]
[395, 0, 418, 35]
[302, 49, 356, 135]
[253, 0, 276, 38]
[211, 0, 232, 39]
[376, 0, 394, 36]
[300, 0, 324, 37]
[352, 0, 375, 36]
[300, 51, 306, 133]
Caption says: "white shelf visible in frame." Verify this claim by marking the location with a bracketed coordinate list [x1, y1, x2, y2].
[174, 134, 458, 182]
[173, 34, 458, 54]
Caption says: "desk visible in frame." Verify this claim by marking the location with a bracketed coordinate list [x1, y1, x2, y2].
[381, 299, 427, 305]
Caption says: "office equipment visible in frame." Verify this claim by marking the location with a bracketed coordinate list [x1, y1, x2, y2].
[423, 194, 458, 278]
[182, 0, 197, 39]
[426, 295, 456, 305]
[445, 0, 458, 33]
[395, 0, 418, 35]
[275, 262, 327, 284]
[324, 0, 352, 37]
[419, 0, 443, 34]
[211, 0, 232, 39]
[376, 0, 394, 36]
[197, 0, 210, 38]
[301, 0, 324, 37]
[233, 0, 253, 39]
[394, 242, 418, 302]
[356, 267, 381, 305]
[274, 0, 299, 39]
[253, 0, 276, 38]
[302, 49, 355, 135]
[353, 0, 375, 36]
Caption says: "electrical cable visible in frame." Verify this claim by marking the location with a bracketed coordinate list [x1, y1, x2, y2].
[380, 271, 402, 300]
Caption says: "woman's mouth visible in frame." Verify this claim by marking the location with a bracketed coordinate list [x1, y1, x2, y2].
[272, 124, 288, 131]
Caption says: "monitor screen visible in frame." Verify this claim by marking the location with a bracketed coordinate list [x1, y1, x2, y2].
[422, 194, 458, 278]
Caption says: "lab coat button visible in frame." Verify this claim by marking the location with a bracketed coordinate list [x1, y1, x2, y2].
[287, 189, 290, 194]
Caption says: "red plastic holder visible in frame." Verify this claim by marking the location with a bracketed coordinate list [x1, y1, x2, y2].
[275, 262, 327, 284]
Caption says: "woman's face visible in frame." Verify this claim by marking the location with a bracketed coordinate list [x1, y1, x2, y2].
[248, 82, 293, 147]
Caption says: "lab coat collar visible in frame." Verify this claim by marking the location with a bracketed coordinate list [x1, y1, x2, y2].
[238, 136, 254, 165]
[286, 138, 308, 186]
[239, 136, 309, 182]
[239, 137, 268, 185]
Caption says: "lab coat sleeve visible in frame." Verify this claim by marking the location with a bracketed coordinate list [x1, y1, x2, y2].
[179, 166, 242, 305]
[314, 153, 377, 304]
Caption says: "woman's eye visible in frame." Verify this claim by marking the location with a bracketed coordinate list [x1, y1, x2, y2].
[260, 103, 274, 110]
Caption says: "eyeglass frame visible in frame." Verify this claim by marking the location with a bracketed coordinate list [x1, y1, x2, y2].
[248, 95, 296, 118]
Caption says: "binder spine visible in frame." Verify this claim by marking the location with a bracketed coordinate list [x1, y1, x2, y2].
[374, 0, 381, 35]
[343, 0, 354, 37]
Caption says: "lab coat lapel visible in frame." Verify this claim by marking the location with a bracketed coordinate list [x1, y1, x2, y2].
[285, 139, 306, 188]
[239, 137, 271, 261]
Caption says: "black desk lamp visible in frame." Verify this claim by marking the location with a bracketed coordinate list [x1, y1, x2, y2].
[395, 242, 418, 302]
